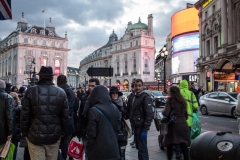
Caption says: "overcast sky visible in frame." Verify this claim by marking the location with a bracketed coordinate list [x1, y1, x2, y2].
[0, 0, 198, 68]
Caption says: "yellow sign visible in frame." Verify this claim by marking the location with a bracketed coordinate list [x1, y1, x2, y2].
[214, 73, 235, 80]
[203, 0, 213, 8]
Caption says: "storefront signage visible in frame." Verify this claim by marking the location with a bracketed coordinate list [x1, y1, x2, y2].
[235, 71, 240, 80]
[214, 73, 235, 80]
[203, 0, 213, 8]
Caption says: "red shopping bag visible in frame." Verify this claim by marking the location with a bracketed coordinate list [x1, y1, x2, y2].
[68, 138, 84, 160]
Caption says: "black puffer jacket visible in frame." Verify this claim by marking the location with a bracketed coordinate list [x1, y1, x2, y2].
[130, 90, 154, 131]
[87, 85, 121, 160]
[0, 90, 13, 145]
[20, 80, 69, 145]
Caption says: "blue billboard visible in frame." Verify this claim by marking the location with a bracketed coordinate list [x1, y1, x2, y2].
[173, 32, 199, 53]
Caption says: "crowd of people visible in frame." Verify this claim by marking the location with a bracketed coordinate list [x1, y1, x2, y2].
[1, 65, 236, 160]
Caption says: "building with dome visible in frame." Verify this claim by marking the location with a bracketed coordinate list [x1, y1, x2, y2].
[0, 12, 70, 88]
[79, 14, 155, 91]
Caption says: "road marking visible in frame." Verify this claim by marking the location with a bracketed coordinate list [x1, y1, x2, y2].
[199, 116, 209, 118]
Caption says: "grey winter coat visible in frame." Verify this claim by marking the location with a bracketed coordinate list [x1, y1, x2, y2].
[87, 85, 121, 160]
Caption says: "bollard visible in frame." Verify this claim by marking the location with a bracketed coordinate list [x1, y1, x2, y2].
[190, 131, 240, 160]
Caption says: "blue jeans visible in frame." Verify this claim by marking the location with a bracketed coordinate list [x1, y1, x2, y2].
[134, 128, 149, 160]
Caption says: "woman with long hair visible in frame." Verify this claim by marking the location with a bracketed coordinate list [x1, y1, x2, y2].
[162, 86, 191, 160]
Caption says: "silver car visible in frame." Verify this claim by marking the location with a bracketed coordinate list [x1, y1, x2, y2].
[199, 92, 239, 118]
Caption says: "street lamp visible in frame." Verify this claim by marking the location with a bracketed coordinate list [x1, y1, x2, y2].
[159, 46, 168, 94]
[157, 77, 160, 91]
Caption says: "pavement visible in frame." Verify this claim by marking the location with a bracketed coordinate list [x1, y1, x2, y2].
[16, 121, 181, 160]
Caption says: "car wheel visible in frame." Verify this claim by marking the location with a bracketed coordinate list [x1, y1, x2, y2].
[232, 108, 239, 119]
[201, 105, 208, 115]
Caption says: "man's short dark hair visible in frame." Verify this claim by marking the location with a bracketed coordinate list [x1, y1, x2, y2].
[89, 78, 100, 85]
[191, 82, 194, 85]
[57, 75, 67, 86]
[135, 79, 143, 85]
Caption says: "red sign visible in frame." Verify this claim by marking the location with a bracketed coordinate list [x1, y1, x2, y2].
[55, 67, 60, 76]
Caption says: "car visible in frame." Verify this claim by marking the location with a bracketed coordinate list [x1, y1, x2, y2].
[151, 91, 167, 108]
[199, 92, 239, 118]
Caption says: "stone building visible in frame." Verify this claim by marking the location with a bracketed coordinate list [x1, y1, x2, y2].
[195, 0, 240, 92]
[79, 14, 155, 91]
[0, 13, 70, 88]
[67, 67, 80, 88]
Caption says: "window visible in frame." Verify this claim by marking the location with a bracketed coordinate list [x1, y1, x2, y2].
[206, 40, 210, 55]
[60, 43, 63, 48]
[133, 59, 136, 72]
[2, 62, 4, 77]
[115, 46, 117, 50]
[33, 39, 37, 44]
[13, 55, 17, 74]
[136, 40, 138, 46]
[51, 42, 55, 47]
[207, 28, 210, 34]
[41, 58, 47, 66]
[26, 57, 33, 74]
[120, 45, 122, 50]
[125, 61, 128, 73]
[117, 62, 119, 74]
[214, 36, 218, 53]
[130, 42, 132, 47]
[24, 38, 28, 43]
[144, 59, 149, 71]
[212, 5, 215, 13]
[208, 93, 217, 99]
[0, 62, 1, 76]
[205, 11, 208, 19]
[214, 23, 219, 31]
[43, 40, 46, 46]
[55, 60, 60, 76]
[8, 57, 11, 75]
[218, 93, 229, 100]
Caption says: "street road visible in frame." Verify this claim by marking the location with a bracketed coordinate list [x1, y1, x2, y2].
[199, 113, 239, 135]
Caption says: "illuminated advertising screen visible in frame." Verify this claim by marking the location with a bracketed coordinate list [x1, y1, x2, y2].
[171, 7, 199, 38]
[172, 50, 199, 74]
[173, 32, 199, 53]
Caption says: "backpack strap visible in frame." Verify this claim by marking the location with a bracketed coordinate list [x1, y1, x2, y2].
[93, 107, 113, 128]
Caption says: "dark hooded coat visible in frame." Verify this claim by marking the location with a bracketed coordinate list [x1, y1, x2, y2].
[87, 85, 121, 160]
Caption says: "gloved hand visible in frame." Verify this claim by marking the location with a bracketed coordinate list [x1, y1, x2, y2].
[140, 131, 147, 139]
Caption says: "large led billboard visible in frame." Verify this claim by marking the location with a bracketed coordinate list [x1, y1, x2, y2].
[173, 32, 199, 53]
[172, 32, 199, 74]
[171, 7, 199, 38]
[172, 50, 199, 74]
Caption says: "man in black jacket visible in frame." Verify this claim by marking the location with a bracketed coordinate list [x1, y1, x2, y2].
[0, 79, 13, 146]
[20, 66, 69, 160]
[57, 75, 76, 160]
[78, 78, 99, 160]
[189, 82, 203, 105]
[131, 79, 154, 160]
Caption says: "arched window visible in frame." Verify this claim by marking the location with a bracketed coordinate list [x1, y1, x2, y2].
[54, 59, 60, 76]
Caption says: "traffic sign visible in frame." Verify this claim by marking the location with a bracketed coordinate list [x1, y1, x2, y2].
[86, 67, 113, 76]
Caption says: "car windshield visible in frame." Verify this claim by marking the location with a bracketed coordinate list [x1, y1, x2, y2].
[228, 93, 238, 100]
[152, 91, 163, 96]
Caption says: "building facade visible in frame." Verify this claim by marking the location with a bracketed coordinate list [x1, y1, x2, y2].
[79, 14, 155, 91]
[195, 0, 240, 92]
[67, 67, 80, 88]
[0, 13, 70, 88]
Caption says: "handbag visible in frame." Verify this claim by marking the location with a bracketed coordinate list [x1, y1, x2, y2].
[67, 137, 84, 160]
[161, 109, 176, 124]
[0, 139, 15, 160]
[122, 119, 132, 138]
[190, 112, 201, 139]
